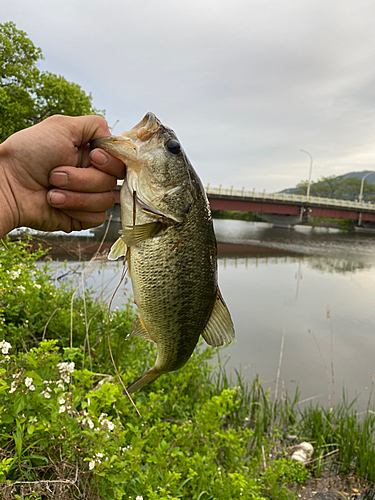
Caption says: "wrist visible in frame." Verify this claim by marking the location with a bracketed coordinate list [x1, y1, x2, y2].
[0, 143, 19, 238]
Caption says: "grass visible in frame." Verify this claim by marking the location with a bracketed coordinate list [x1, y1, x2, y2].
[212, 362, 375, 483]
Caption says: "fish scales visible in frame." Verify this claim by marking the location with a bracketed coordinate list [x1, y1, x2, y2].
[130, 187, 217, 372]
[91, 112, 234, 394]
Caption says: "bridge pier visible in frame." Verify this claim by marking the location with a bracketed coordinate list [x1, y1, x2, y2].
[258, 213, 304, 228]
[356, 220, 375, 231]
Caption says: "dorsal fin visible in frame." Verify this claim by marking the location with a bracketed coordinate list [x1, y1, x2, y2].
[201, 287, 235, 347]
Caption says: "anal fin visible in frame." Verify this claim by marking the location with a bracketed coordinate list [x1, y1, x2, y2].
[201, 287, 235, 347]
[128, 315, 155, 343]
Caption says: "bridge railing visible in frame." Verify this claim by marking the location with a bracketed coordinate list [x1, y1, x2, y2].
[205, 186, 375, 212]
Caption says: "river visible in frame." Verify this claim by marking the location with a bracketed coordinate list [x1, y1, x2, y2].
[214, 220, 375, 409]
[45, 219, 375, 409]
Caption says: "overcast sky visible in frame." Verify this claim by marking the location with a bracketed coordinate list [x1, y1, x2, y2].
[2, 0, 375, 192]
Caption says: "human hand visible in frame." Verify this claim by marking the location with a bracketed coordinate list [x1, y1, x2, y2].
[0, 115, 125, 238]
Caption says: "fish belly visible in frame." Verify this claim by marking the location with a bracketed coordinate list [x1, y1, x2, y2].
[130, 204, 217, 373]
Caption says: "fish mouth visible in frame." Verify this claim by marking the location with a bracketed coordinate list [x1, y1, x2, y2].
[123, 112, 161, 142]
[90, 112, 161, 168]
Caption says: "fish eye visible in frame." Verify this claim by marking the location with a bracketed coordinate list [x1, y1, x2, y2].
[166, 140, 181, 155]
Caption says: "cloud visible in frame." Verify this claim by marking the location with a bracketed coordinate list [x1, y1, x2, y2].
[3, 0, 375, 191]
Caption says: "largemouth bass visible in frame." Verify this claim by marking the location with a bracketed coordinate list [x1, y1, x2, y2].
[92, 113, 234, 393]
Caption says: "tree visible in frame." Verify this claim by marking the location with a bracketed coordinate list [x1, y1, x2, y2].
[0, 21, 99, 142]
[295, 175, 375, 201]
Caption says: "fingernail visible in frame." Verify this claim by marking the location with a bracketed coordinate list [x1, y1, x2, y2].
[49, 191, 66, 205]
[50, 172, 68, 187]
[90, 149, 108, 166]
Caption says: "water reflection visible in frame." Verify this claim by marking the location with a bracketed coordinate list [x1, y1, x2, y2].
[214, 219, 375, 261]
[220, 255, 372, 275]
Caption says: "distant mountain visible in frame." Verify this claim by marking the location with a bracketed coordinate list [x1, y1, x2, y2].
[279, 171, 375, 194]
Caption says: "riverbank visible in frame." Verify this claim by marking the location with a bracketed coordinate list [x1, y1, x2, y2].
[1, 238, 375, 499]
[212, 209, 358, 231]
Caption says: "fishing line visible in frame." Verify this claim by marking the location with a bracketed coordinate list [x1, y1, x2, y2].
[70, 215, 113, 348]
[106, 256, 142, 419]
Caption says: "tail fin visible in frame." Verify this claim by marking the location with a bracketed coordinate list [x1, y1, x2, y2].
[126, 366, 161, 394]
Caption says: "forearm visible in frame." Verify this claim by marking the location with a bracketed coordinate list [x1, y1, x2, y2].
[0, 144, 19, 238]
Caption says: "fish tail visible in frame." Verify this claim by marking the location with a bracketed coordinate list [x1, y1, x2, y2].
[126, 366, 161, 394]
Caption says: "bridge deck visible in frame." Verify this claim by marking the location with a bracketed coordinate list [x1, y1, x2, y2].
[206, 187, 375, 222]
[112, 185, 375, 222]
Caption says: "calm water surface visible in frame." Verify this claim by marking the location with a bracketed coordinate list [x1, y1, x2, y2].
[50, 220, 375, 408]
[214, 220, 375, 408]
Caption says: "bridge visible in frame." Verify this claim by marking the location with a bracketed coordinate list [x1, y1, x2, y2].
[206, 186, 375, 227]
[112, 185, 375, 227]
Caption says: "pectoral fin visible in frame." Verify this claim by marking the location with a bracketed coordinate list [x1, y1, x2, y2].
[201, 288, 235, 347]
[120, 222, 165, 246]
[108, 237, 128, 261]
[128, 315, 155, 343]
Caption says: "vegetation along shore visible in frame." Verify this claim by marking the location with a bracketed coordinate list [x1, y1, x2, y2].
[0, 238, 374, 499]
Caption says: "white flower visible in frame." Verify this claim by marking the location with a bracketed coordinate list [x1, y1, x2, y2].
[57, 362, 75, 383]
[25, 377, 33, 388]
[10, 269, 21, 280]
[41, 384, 52, 398]
[82, 417, 94, 429]
[9, 381, 17, 393]
[136, 496, 143, 500]
[96, 452, 103, 458]
[17, 285, 25, 292]
[99, 416, 115, 431]
[89, 461, 95, 470]
[0, 340, 12, 355]
[34, 283, 41, 289]
[59, 405, 66, 413]
[24, 377, 35, 390]
[59, 396, 65, 405]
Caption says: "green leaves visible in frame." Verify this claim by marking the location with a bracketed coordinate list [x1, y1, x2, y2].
[0, 21, 100, 142]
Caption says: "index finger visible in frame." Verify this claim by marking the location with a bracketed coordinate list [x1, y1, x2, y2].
[90, 148, 126, 179]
